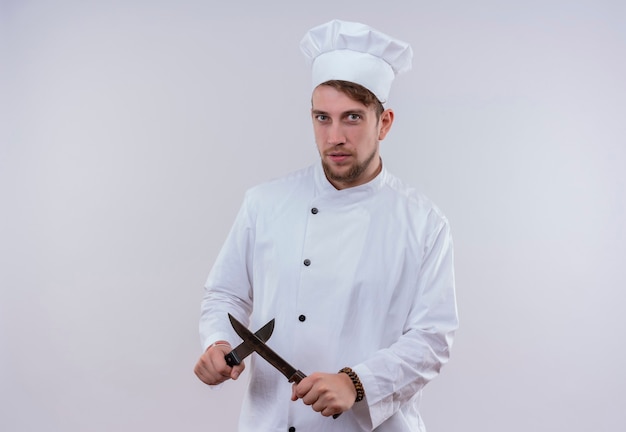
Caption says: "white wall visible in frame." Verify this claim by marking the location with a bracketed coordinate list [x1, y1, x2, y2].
[2, 1, 625, 431]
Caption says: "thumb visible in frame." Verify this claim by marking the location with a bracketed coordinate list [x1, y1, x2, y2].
[231, 363, 245, 380]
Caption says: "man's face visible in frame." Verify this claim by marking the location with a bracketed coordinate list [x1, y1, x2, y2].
[311, 85, 394, 190]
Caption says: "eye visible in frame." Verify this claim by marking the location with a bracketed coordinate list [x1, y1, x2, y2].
[315, 114, 329, 122]
[347, 113, 361, 122]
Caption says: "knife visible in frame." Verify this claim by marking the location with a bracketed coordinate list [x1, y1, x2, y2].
[228, 314, 342, 418]
[228, 313, 307, 383]
[224, 317, 275, 367]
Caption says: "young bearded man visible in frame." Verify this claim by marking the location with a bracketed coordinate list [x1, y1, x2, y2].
[194, 19, 458, 432]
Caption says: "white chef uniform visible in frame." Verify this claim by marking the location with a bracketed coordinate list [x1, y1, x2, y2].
[200, 162, 458, 431]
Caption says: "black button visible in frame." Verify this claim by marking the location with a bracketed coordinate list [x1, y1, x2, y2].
[289, 427, 296, 432]
[303, 259, 311, 266]
[298, 315, 306, 322]
[311, 207, 318, 214]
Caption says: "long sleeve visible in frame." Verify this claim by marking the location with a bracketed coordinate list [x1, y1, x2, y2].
[199, 193, 255, 351]
[353, 217, 458, 430]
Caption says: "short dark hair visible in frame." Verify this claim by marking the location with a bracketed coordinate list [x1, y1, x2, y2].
[318, 80, 385, 120]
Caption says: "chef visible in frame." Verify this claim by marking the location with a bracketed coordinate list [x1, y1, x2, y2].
[194, 19, 459, 432]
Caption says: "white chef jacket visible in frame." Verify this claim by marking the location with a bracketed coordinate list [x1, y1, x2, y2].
[200, 162, 458, 432]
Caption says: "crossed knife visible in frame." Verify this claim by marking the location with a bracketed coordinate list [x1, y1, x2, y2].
[224, 313, 306, 383]
[224, 313, 341, 418]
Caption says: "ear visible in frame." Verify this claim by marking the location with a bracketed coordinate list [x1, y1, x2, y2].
[378, 109, 394, 140]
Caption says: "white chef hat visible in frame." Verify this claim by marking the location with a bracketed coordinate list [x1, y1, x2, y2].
[300, 19, 413, 104]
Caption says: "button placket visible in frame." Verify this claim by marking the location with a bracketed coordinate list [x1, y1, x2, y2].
[303, 206, 315, 267]
[294, 202, 321, 362]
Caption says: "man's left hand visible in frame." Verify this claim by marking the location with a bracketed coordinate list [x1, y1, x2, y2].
[291, 372, 357, 417]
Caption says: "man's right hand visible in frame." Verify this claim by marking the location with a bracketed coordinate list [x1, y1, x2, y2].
[194, 341, 245, 385]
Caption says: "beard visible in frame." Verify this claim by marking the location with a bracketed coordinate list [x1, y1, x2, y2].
[322, 147, 379, 186]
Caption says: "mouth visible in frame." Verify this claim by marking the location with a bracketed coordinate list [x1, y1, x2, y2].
[327, 152, 352, 164]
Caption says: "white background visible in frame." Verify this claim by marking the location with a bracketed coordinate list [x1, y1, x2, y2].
[2, 1, 625, 431]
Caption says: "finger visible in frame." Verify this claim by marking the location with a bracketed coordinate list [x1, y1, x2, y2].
[294, 377, 314, 400]
[193, 362, 208, 382]
[312, 396, 342, 417]
[230, 362, 245, 380]
[310, 389, 333, 412]
[194, 358, 225, 385]
[291, 383, 298, 401]
[302, 391, 321, 407]
[321, 406, 342, 418]
[208, 347, 234, 378]
[194, 344, 236, 385]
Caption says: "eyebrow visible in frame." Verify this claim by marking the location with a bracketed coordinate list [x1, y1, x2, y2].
[311, 109, 368, 116]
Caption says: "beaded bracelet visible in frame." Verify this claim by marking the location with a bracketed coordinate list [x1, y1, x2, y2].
[339, 367, 365, 402]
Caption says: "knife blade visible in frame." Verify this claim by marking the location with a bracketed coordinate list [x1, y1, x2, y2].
[228, 313, 342, 419]
[224, 318, 275, 367]
[228, 313, 306, 383]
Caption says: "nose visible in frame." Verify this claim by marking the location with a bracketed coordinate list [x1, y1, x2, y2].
[327, 122, 345, 146]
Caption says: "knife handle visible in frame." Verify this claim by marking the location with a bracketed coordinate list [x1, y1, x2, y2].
[288, 370, 342, 419]
[287, 369, 307, 383]
[224, 350, 241, 367]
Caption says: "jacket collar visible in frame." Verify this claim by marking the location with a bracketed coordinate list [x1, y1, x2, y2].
[313, 160, 387, 205]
